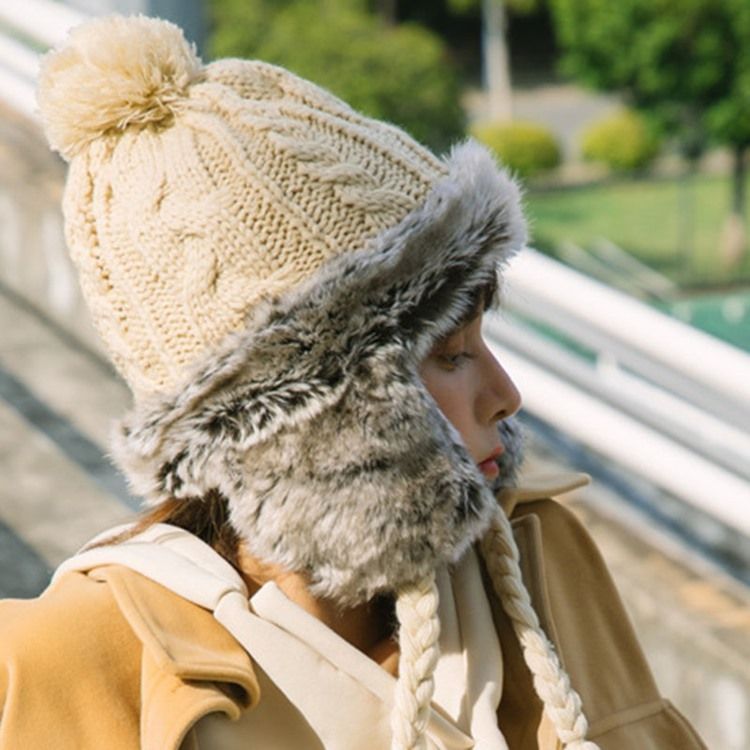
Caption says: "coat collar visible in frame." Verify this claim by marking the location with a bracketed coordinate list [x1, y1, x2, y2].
[498, 472, 590, 517]
[90, 564, 260, 699]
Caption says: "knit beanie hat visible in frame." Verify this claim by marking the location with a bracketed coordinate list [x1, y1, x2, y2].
[38, 15, 598, 750]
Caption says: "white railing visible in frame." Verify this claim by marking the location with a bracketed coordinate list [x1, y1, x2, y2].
[0, 0, 88, 118]
[505, 250, 750, 424]
[485, 249, 750, 533]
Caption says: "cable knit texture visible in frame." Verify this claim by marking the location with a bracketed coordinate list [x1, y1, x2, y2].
[39, 15, 445, 397]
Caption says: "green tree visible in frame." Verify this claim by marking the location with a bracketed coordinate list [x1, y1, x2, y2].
[549, 0, 750, 266]
[209, 0, 464, 150]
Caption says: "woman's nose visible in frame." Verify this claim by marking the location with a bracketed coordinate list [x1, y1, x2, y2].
[483, 349, 522, 423]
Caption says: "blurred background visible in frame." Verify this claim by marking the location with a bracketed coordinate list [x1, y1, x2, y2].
[1, 0, 749, 746]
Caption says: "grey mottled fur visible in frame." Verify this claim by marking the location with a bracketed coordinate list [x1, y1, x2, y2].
[112, 140, 527, 606]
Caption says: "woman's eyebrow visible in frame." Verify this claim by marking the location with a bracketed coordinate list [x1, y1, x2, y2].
[433, 325, 467, 349]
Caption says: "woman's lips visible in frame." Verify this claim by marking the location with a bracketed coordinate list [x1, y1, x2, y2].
[478, 458, 500, 479]
[478, 446, 504, 479]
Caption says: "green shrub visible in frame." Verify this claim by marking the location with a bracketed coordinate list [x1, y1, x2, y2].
[471, 121, 562, 178]
[580, 110, 661, 172]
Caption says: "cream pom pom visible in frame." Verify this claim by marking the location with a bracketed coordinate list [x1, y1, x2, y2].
[37, 15, 202, 160]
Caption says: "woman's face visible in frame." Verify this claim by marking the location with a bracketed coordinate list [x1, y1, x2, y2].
[419, 311, 521, 481]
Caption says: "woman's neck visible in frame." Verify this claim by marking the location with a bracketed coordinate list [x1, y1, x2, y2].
[237, 546, 399, 673]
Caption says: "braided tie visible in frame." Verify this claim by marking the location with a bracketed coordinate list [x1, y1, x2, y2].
[391, 575, 441, 750]
[480, 510, 601, 750]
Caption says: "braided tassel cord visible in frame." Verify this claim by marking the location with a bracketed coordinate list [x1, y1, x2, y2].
[481, 511, 600, 750]
[390, 575, 441, 750]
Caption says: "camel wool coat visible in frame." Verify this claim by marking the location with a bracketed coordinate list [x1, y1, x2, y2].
[0, 475, 707, 749]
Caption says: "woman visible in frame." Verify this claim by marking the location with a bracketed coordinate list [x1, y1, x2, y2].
[0, 14, 706, 750]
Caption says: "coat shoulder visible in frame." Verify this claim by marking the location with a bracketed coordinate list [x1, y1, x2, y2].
[0, 570, 142, 749]
[0, 567, 139, 649]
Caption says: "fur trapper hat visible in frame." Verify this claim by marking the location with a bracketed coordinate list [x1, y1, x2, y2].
[38, 16, 599, 750]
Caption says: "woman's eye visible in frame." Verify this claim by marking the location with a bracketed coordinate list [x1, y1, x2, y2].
[439, 351, 475, 369]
